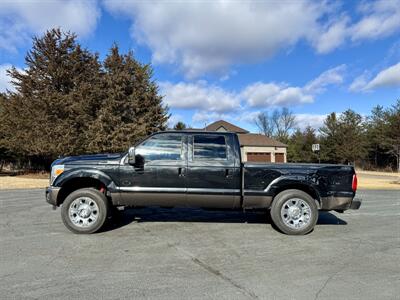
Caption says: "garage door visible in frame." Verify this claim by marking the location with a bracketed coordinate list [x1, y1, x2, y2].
[246, 152, 271, 162]
[275, 153, 285, 163]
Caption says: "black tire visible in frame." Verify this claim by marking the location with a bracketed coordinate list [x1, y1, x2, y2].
[61, 188, 110, 234]
[270, 189, 318, 235]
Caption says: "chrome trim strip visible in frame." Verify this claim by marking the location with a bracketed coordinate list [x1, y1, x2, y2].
[244, 189, 269, 194]
[119, 187, 186, 192]
[118, 187, 240, 194]
[120, 154, 128, 165]
[264, 177, 281, 192]
[187, 188, 240, 194]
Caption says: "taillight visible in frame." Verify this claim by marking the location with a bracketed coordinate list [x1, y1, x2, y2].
[352, 174, 358, 192]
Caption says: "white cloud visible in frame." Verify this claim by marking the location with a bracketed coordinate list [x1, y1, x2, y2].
[192, 111, 232, 127]
[0, 64, 14, 92]
[167, 114, 185, 129]
[349, 72, 370, 92]
[160, 81, 240, 113]
[162, 66, 344, 114]
[351, 0, 400, 42]
[242, 83, 313, 107]
[104, 0, 329, 78]
[350, 62, 400, 91]
[0, 0, 100, 51]
[162, 66, 344, 129]
[192, 110, 327, 131]
[366, 62, 400, 90]
[243, 65, 345, 107]
[304, 65, 346, 92]
[104, 0, 400, 77]
[314, 16, 350, 54]
[295, 114, 327, 130]
[313, 0, 400, 53]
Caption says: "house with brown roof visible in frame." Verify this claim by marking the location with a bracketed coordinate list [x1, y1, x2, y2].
[204, 120, 287, 163]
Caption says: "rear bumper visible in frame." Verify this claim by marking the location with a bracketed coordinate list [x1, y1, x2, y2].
[46, 186, 60, 206]
[321, 196, 362, 211]
[350, 198, 362, 210]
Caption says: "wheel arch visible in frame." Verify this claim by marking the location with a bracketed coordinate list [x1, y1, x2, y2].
[270, 182, 322, 208]
[54, 170, 117, 206]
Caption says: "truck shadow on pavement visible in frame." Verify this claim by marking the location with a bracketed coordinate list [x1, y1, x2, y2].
[103, 208, 347, 232]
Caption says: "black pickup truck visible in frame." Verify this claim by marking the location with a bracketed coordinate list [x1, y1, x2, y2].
[46, 131, 361, 235]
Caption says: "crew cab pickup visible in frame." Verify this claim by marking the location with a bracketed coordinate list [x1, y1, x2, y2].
[46, 131, 361, 235]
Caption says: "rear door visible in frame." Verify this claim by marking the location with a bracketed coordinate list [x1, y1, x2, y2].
[186, 133, 240, 208]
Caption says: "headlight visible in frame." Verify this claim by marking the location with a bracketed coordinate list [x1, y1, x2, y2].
[50, 165, 64, 185]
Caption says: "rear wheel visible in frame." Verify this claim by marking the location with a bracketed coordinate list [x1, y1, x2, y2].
[61, 188, 109, 234]
[270, 189, 318, 235]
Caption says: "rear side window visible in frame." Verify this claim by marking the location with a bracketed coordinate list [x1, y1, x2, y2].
[136, 134, 183, 162]
[193, 135, 227, 160]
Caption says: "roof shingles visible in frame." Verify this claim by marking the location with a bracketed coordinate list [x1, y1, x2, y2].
[205, 120, 249, 133]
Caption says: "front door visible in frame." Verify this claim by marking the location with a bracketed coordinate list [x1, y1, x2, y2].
[186, 134, 240, 208]
[118, 133, 187, 206]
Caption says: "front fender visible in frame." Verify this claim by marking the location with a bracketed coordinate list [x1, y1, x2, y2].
[52, 168, 117, 192]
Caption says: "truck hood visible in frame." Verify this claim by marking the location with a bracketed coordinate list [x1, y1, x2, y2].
[52, 153, 124, 166]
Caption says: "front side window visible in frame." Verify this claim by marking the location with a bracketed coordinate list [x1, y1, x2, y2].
[136, 134, 182, 162]
[193, 135, 227, 160]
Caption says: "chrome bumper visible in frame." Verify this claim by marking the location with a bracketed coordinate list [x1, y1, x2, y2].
[321, 196, 362, 211]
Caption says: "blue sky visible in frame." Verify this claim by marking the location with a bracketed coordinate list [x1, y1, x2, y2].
[1, 0, 400, 132]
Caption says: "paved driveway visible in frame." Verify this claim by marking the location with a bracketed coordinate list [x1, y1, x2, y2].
[0, 189, 399, 299]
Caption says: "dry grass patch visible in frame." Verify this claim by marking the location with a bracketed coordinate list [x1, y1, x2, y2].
[357, 170, 400, 190]
[0, 176, 49, 189]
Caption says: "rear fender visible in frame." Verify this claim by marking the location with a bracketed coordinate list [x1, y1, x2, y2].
[266, 175, 322, 207]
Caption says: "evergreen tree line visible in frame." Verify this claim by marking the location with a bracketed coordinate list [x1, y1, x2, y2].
[283, 105, 400, 171]
[1, 29, 398, 172]
[0, 29, 168, 170]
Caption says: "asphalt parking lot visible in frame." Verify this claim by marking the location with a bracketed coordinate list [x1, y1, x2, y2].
[0, 189, 399, 299]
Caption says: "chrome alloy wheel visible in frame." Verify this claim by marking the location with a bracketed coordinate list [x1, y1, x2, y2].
[280, 198, 312, 229]
[68, 197, 99, 228]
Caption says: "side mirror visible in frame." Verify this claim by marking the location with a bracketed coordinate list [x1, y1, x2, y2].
[128, 147, 136, 165]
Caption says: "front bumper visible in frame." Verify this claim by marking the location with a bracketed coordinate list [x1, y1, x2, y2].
[46, 186, 61, 206]
[321, 196, 362, 211]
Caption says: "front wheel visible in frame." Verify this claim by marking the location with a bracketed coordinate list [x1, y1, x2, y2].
[61, 188, 109, 234]
[270, 189, 318, 235]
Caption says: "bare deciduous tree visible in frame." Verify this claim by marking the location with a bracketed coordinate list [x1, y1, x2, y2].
[255, 108, 296, 142]
[254, 112, 274, 137]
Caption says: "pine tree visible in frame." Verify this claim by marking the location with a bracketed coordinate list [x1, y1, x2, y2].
[1, 30, 168, 168]
[87, 45, 168, 153]
[287, 127, 319, 163]
[337, 110, 366, 165]
[319, 113, 341, 163]
[365, 106, 390, 168]
[0, 93, 12, 170]
[384, 100, 400, 171]
[319, 110, 366, 164]
[2, 29, 103, 166]
[173, 121, 187, 130]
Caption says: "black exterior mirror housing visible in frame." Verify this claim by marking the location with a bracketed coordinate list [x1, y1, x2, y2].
[128, 147, 136, 165]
